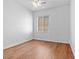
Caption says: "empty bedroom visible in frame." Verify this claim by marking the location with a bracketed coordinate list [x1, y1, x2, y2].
[3, 0, 75, 59]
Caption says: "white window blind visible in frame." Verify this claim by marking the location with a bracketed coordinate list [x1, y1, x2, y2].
[37, 16, 49, 32]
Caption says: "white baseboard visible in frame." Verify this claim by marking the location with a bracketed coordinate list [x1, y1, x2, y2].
[4, 38, 69, 49]
[3, 39, 32, 49]
[33, 38, 69, 44]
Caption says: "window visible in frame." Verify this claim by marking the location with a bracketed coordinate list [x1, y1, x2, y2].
[37, 16, 49, 32]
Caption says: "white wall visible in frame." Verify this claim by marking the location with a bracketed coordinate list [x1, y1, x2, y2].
[70, 0, 75, 55]
[33, 5, 70, 43]
[3, 0, 33, 49]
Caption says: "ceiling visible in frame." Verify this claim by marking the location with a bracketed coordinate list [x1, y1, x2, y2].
[15, 0, 70, 11]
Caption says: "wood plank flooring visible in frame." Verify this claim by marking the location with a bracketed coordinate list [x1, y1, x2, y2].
[4, 39, 74, 59]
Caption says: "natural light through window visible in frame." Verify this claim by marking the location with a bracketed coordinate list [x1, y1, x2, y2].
[37, 16, 48, 32]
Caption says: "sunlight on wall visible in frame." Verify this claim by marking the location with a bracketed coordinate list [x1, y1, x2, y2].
[21, 15, 33, 34]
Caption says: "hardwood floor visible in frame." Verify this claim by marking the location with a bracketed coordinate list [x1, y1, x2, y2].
[4, 39, 74, 59]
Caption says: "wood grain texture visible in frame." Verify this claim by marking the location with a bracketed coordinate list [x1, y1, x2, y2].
[4, 39, 74, 59]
